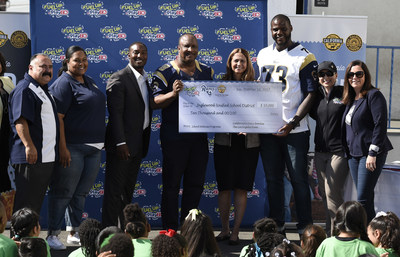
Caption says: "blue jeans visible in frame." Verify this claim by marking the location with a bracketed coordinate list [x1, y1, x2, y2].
[48, 144, 101, 234]
[348, 152, 387, 222]
[260, 132, 312, 231]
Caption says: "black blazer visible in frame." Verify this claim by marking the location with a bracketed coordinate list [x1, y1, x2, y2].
[105, 65, 153, 158]
[342, 88, 393, 157]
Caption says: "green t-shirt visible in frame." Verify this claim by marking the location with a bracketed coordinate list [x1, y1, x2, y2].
[376, 247, 400, 257]
[316, 237, 379, 257]
[68, 247, 86, 257]
[132, 238, 152, 257]
[0, 234, 18, 257]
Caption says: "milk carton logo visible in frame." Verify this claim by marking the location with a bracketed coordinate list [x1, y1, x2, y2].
[99, 71, 113, 84]
[158, 48, 178, 61]
[120, 2, 147, 18]
[208, 137, 214, 153]
[198, 48, 222, 65]
[215, 27, 241, 43]
[42, 47, 65, 64]
[158, 2, 185, 18]
[138, 26, 165, 42]
[119, 48, 130, 62]
[177, 26, 203, 41]
[215, 206, 235, 220]
[61, 25, 88, 42]
[214, 72, 224, 80]
[85, 47, 108, 63]
[143, 204, 161, 221]
[196, 3, 223, 19]
[42, 2, 69, 18]
[81, 2, 108, 18]
[89, 181, 104, 198]
[234, 4, 261, 20]
[202, 181, 218, 198]
[100, 25, 127, 42]
[151, 114, 162, 131]
[133, 181, 147, 198]
[141, 159, 162, 176]
[248, 48, 258, 64]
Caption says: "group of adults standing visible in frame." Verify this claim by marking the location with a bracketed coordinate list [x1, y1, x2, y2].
[0, 12, 392, 249]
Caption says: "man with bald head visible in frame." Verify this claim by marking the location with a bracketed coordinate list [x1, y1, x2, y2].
[152, 34, 214, 229]
[8, 54, 59, 215]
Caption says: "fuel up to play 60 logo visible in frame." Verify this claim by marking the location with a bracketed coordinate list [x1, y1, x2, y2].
[234, 4, 261, 20]
[158, 2, 185, 18]
[85, 47, 108, 63]
[197, 48, 222, 64]
[61, 25, 88, 42]
[100, 25, 127, 41]
[81, 2, 108, 18]
[120, 2, 147, 18]
[42, 47, 65, 64]
[215, 27, 241, 43]
[42, 2, 69, 18]
[138, 26, 165, 42]
[177, 26, 203, 41]
[196, 3, 223, 19]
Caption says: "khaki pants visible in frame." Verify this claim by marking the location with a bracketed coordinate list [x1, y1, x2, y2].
[315, 151, 349, 236]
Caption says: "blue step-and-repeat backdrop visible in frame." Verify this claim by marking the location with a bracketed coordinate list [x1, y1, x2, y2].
[30, 0, 270, 228]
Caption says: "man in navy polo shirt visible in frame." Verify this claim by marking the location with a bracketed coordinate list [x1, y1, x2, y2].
[152, 33, 214, 229]
[8, 54, 59, 215]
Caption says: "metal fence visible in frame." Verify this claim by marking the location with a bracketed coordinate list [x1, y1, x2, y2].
[367, 45, 400, 129]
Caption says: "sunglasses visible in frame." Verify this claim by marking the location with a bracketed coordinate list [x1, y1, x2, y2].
[318, 71, 334, 77]
[348, 71, 364, 78]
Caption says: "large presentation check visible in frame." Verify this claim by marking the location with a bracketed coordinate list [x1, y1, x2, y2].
[179, 81, 284, 133]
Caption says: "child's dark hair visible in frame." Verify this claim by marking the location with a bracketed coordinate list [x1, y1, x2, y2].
[126, 221, 146, 239]
[19, 237, 47, 257]
[334, 201, 368, 241]
[11, 208, 39, 240]
[78, 218, 102, 257]
[123, 202, 147, 225]
[301, 224, 326, 257]
[369, 211, 400, 254]
[253, 217, 278, 241]
[270, 239, 304, 257]
[99, 233, 134, 257]
[152, 231, 187, 257]
[246, 232, 285, 257]
[95, 226, 123, 253]
[181, 209, 221, 257]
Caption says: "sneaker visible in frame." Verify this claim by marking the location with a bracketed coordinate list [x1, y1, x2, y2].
[67, 232, 81, 245]
[47, 235, 66, 250]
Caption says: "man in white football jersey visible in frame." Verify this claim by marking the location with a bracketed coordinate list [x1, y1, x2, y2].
[257, 14, 317, 235]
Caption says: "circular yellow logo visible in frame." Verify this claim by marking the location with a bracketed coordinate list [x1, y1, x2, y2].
[10, 30, 28, 48]
[346, 34, 363, 52]
[322, 34, 343, 51]
[0, 31, 8, 47]
[217, 85, 226, 93]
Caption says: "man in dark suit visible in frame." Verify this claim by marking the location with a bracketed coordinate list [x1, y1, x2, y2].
[102, 42, 153, 227]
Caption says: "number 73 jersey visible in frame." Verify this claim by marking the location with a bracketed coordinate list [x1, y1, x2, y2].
[257, 42, 318, 132]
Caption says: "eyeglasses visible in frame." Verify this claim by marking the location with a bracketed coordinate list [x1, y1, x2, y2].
[348, 71, 364, 78]
[318, 71, 334, 77]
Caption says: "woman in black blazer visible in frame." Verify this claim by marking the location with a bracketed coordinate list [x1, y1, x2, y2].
[342, 60, 393, 222]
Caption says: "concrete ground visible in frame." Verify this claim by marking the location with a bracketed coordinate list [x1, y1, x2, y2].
[4, 227, 301, 257]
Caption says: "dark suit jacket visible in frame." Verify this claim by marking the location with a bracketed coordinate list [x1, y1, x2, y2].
[342, 88, 393, 157]
[105, 65, 153, 158]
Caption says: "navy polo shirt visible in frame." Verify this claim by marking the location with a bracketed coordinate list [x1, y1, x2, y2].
[152, 60, 214, 141]
[8, 73, 59, 164]
[49, 72, 106, 144]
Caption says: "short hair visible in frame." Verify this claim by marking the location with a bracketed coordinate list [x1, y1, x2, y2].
[125, 221, 146, 239]
[11, 208, 40, 239]
[29, 53, 49, 65]
[152, 233, 187, 257]
[79, 218, 102, 257]
[123, 202, 148, 226]
[301, 224, 326, 257]
[178, 33, 197, 44]
[99, 233, 134, 257]
[334, 201, 368, 241]
[129, 42, 147, 51]
[180, 209, 221, 257]
[95, 226, 123, 253]
[271, 14, 292, 26]
[0, 51, 6, 75]
[19, 237, 47, 257]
